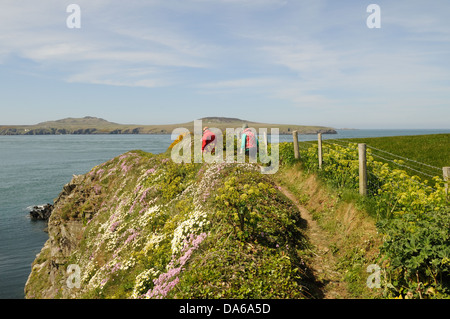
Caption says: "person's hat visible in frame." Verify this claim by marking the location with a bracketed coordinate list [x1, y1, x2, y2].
[242, 123, 248, 129]
[203, 126, 209, 131]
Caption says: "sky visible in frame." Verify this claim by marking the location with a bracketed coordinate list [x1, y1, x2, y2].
[0, 0, 449, 129]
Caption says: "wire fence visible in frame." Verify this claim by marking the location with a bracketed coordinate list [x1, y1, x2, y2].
[310, 138, 445, 180]
[288, 133, 449, 296]
[292, 135, 449, 202]
[325, 138, 443, 176]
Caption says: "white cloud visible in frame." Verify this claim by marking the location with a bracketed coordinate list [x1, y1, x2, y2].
[65, 64, 170, 88]
[0, 0, 213, 87]
[192, 0, 287, 7]
[0, 0, 449, 127]
[199, 77, 281, 89]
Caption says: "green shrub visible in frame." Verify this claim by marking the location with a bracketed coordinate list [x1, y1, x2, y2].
[278, 142, 298, 166]
[293, 140, 449, 298]
[377, 208, 450, 298]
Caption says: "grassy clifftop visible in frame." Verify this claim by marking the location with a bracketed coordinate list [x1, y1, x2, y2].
[25, 149, 319, 299]
[1, 116, 336, 135]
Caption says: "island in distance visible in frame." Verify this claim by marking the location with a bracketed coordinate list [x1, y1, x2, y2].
[0, 116, 337, 135]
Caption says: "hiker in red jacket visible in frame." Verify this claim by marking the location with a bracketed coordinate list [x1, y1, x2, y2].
[202, 127, 216, 153]
[240, 124, 258, 159]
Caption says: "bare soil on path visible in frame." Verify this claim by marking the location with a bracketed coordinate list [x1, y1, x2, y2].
[278, 186, 350, 299]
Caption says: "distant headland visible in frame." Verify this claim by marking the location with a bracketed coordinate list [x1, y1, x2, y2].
[0, 116, 337, 135]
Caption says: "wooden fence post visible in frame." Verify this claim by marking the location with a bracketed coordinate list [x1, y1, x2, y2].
[443, 167, 450, 196]
[293, 131, 299, 159]
[358, 143, 367, 196]
[318, 133, 323, 169]
[263, 131, 268, 149]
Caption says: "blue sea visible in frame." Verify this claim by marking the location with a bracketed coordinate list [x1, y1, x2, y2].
[0, 129, 449, 299]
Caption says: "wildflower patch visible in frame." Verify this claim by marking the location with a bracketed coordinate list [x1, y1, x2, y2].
[26, 150, 316, 299]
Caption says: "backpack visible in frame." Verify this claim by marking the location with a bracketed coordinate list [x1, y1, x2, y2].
[243, 128, 257, 149]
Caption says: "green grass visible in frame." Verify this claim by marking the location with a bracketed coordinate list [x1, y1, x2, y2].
[322, 134, 449, 181]
[274, 163, 383, 299]
[345, 134, 449, 168]
[284, 134, 450, 298]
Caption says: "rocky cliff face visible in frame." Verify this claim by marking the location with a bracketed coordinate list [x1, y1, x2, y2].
[29, 204, 53, 220]
[0, 116, 337, 135]
[25, 150, 315, 299]
[25, 174, 88, 298]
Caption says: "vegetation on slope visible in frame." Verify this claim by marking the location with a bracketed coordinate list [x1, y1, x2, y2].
[325, 134, 450, 181]
[26, 133, 449, 300]
[344, 134, 450, 169]
[279, 134, 450, 299]
[274, 163, 383, 299]
[26, 149, 319, 299]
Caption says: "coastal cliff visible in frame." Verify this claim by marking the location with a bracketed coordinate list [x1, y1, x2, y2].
[25, 150, 318, 299]
[1, 116, 337, 136]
